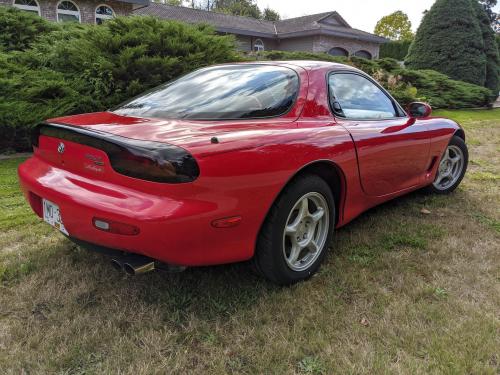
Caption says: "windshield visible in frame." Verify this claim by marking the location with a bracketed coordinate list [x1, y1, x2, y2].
[113, 65, 299, 120]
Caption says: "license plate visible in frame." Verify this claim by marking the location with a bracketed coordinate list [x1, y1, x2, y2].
[43, 199, 69, 235]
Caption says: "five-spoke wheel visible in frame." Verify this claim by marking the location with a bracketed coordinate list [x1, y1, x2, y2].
[426, 135, 468, 194]
[253, 174, 335, 285]
[283, 192, 329, 271]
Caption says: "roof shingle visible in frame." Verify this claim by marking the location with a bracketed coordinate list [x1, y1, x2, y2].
[134, 4, 387, 43]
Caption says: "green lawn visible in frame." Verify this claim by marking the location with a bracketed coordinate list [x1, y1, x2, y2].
[0, 109, 499, 374]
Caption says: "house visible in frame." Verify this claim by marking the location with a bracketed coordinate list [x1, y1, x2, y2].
[1, 0, 386, 59]
[1, 0, 147, 24]
[135, 4, 387, 59]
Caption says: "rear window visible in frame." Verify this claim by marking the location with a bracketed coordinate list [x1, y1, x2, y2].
[113, 65, 299, 120]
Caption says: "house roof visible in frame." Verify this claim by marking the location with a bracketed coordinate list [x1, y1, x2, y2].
[118, 0, 150, 6]
[135, 3, 276, 38]
[134, 4, 387, 44]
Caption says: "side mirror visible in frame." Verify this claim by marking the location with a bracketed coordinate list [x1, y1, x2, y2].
[407, 102, 432, 118]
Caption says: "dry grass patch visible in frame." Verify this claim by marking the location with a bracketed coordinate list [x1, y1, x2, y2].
[0, 109, 499, 374]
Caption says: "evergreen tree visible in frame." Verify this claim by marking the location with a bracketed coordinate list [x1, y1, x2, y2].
[406, 0, 486, 87]
[472, 0, 500, 93]
[262, 7, 280, 21]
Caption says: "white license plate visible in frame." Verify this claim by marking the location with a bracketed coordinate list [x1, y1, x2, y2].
[43, 199, 69, 235]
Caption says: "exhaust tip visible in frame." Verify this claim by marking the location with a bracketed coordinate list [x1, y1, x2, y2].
[111, 259, 123, 271]
[123, 263, 135, 275]
[123, 261, 155, 276]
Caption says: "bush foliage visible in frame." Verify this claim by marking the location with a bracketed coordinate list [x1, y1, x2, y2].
[471, 0, 500, 94]
[0, 6, 57, 52]
[0, 8, 494, 152]
[379, 40, 412, 61]
[0, 8, 239, 152]
[406, 0, 499, 94]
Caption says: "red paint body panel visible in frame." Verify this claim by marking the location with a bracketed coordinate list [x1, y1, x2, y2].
[18, 61, 463, 266]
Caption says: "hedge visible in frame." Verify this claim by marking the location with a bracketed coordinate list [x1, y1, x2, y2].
[0, 7, 494, 153]
[0, 8, 240, 152]
[379, 40, 412, 61]
[406, 0, 499, 93]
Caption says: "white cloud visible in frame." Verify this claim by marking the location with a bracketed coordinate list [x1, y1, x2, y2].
[256, 0, 500, 33]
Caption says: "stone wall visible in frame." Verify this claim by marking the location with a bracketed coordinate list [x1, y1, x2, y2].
[276, 36, 313, 52]
[313, 35, 380, 59]
[2, 0, 133, 23]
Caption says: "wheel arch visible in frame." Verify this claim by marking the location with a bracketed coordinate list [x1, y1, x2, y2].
[292, 160, 346, 226]
[257, 160, 347, 238]
[454, 128, 465, 141]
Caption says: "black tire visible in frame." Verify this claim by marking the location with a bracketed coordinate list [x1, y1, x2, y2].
[424, 135, 468, 194]
[253, 174, 335, 285]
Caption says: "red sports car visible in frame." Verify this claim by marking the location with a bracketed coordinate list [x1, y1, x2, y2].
[18, 61, 468, 284]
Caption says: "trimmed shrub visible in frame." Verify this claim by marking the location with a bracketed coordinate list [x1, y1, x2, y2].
[0, 15, 239, 152]
[0, 7, 57, 52]
[406, 0, 486, 87]
[379, 40, 412, 61]
[395, 69, 491, 108]
[471, 0, 500, 94]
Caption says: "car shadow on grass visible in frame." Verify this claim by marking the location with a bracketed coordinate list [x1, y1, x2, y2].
[39, 186, 487, 326]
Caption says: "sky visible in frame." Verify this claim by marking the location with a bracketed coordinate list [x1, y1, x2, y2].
[255, 0, 500, 33]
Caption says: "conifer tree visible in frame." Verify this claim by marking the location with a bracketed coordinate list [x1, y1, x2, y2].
[472, 0, 500, 93]
[406, 0, 486, 87]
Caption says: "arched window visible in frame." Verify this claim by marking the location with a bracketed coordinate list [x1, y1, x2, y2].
[253, 39, 265, 52]
[13, 0, 40, 15]
[57, 1, 80, 23]
[354, 50, 372, 60]
[328, 47, 349, 57]
[95, 4, 114, 24]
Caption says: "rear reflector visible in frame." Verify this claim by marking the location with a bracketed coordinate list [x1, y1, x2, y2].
[28, 192, 43, 218]
[92, 217, 140, 236]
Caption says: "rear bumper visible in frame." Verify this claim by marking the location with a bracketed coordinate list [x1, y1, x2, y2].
[18, 157, 255, 266]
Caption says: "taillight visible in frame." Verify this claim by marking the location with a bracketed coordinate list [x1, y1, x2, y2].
[107, 144, 199, 183]
[33, 123, 200, 183]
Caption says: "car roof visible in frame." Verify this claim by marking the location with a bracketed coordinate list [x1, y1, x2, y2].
[235, 60, 362, 73]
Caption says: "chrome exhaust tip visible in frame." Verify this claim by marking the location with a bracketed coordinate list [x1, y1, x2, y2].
[119, 254, 156, 275]
[123, 260, 155, 275]
[111, 254, 185, 275]
[110, 258, 123, 271]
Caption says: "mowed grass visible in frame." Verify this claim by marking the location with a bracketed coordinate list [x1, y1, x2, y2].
[0, 109, 499, 374]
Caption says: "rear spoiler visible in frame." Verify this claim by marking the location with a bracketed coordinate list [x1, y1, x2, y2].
[32, 122, 200, 183]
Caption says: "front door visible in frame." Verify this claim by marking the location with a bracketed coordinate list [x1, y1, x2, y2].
[328, 72, 430, 197]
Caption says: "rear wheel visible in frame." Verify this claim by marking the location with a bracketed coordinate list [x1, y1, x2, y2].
[425, 136, 468, 194]
[253, 175, 335, 285]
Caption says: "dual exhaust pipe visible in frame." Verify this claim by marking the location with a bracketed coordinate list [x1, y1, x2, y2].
[111, 254, 186, 275]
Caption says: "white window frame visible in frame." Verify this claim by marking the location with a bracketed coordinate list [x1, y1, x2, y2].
[56, 0, 81, 23]
[12, 0, 41, 15]
[253, 39, 265, 52]
[95, 4, 114, 24]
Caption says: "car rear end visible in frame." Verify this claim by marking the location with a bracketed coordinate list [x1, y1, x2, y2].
[18, 122, 245, 266]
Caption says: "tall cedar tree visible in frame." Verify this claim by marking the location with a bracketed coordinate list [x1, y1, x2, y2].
[406, 0, 486, 87]
[472, 0, 500, 93]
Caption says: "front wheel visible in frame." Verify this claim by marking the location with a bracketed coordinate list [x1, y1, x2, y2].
[425, 135, 468, 194]
[253, 174, 335, 285]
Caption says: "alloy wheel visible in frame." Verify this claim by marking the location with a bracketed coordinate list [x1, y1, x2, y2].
[282, 192, 330, 272]
[433, 145, 465, 191]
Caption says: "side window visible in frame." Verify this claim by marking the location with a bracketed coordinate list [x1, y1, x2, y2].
[329, 73, 397, 120]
